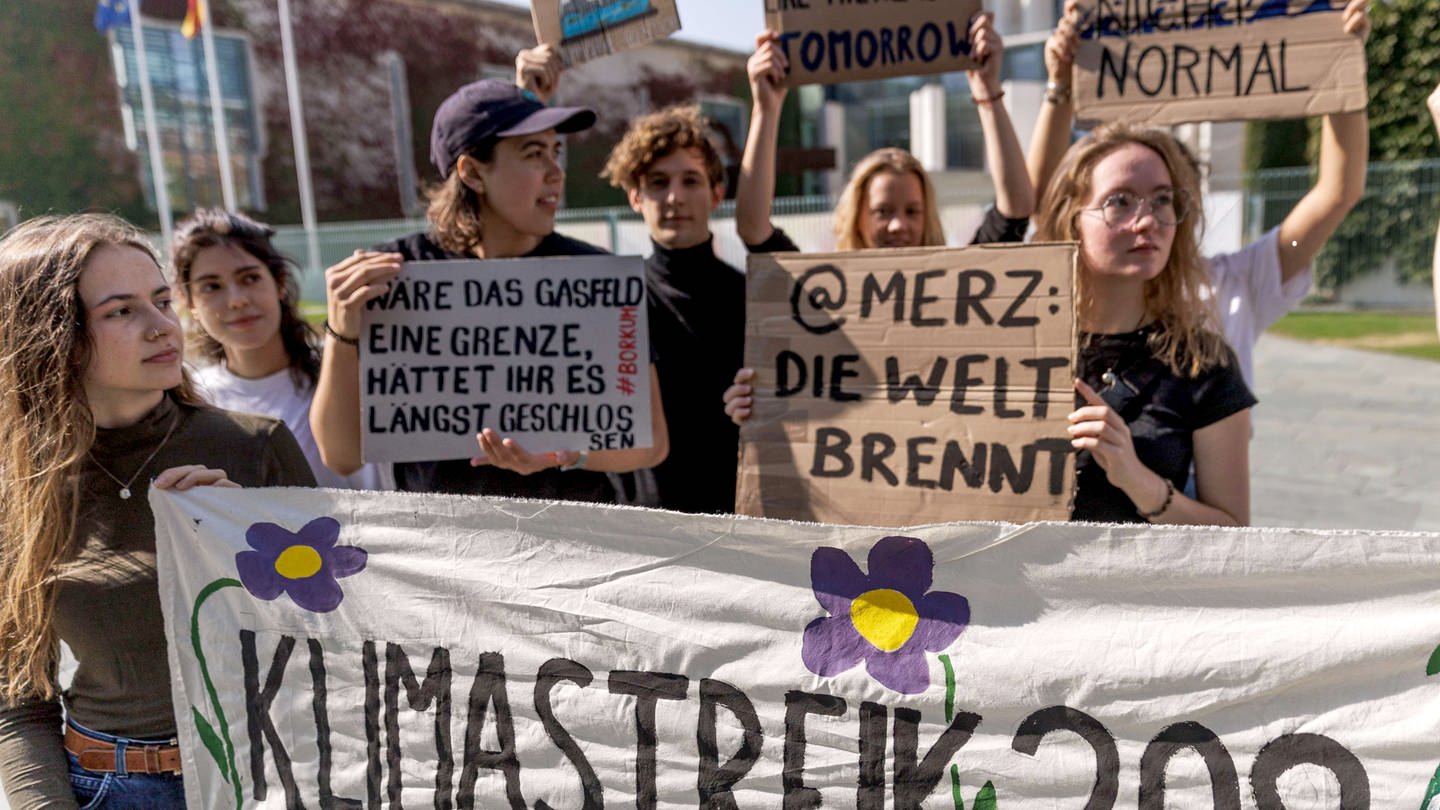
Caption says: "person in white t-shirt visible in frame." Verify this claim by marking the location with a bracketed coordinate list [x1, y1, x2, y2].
[172, 209, 393, 490]
[1030, 0, 1372, 387]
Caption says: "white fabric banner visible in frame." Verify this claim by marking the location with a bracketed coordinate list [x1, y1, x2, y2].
[152, 488, 1440, 809]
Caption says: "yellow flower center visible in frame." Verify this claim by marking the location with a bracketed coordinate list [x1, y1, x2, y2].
[274, 545, 322, 580]
[850, 588, 919, 652]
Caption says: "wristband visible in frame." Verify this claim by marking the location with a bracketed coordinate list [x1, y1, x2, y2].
[323, 320, 360, 347]
[1138, 477, 1175, 520]
[973, 89, 1006, 105]
[559, 449, 589, 472]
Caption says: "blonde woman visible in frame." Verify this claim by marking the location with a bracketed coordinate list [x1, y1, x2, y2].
[0, 214, 314, 809]
[736, 13, 1035, 253]
[1037, 124, 1255, 524]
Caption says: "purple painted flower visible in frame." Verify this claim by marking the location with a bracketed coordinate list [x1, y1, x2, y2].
[235, 517, 365, 613]
[801, 536, 969, 694]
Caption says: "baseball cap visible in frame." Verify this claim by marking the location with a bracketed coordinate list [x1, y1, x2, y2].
[429, 79, 597, 178]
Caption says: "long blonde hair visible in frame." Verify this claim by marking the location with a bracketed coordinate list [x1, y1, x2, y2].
[0, 214, 202, 703]
[833, 148, 945, 250]
[1034, 122, 1227, 377]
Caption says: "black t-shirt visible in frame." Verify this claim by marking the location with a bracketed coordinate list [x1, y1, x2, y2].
[623, 237, 746, 514]
[371, 230, 617, 503]
[1071, 326, 1257, 523]
[743, 206, 1029, 253]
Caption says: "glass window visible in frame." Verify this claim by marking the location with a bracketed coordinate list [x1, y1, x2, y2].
[109, 22, 264, 212]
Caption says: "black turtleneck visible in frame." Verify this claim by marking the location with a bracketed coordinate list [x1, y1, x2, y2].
[636, 236, 746, 514]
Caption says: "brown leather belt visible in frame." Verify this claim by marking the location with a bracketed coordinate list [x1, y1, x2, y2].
[64, 723, 182, 775]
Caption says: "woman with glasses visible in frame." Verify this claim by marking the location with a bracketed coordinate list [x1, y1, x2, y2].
[1031, 0, 1371, 390]
[1035, 123, 1255, 524]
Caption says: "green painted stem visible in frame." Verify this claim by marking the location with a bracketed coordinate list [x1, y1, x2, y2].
[941, 654, 962, 809]
[191, 578, 243, 809]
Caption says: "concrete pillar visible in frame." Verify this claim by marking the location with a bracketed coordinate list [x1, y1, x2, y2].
[821, 99, 847, 195]
[909, 83, 947, 172]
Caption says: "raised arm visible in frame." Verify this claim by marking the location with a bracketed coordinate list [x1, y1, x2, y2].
[310, 251, 403, 476]
[516, 44, 563, 104]
[736, 31, 789, 247]
[967, 12, 1034, 219]
[1027, 0, 1080, 202]
[1275, 0, 1370, 283]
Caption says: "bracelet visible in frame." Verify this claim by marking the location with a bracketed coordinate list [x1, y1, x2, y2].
[323, 320, 360, 347]
[1138, 477, 1175, 520]
[1045, 80, 1072, 104]
[972, 89, 1006, 105]
[558, 449, 589, 472]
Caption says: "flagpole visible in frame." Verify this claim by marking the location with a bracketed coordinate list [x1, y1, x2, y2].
[277, 0, 321, 277]
[127, 0, 174, 246]
[196, 0, 237, 210]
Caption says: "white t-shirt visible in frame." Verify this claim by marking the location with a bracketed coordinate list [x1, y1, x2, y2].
[193, 363, 394, 491]
[1204, 226, 1312, 388]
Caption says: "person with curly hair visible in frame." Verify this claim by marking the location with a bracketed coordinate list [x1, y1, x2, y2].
[601, 104, 745, 513]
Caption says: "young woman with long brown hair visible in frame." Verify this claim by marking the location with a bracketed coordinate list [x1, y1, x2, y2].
[0, 214, 314, 809]
[172, 208, 392, 490]
[1037, 123, 1254, 524]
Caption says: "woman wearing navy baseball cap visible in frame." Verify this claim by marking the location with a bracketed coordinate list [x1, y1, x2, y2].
[310, 47, 668, 502]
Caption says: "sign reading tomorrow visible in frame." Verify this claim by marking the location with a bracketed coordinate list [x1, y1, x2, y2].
[1073, 0, 1368, 126]
[359, 255, 652, 463]
[155, 487, 1440, 809]
[764, 0, 982, 86]
[738, 243, 1077, 525]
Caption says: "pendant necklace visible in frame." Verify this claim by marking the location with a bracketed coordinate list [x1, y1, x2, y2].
[89, 411, 180, 500]
[1099, 312, 1150, 391]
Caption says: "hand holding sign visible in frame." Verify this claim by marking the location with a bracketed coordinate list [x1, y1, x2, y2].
[747, 31, 789, 115]
[325, 250, 404, 341]
[965, 12, 1004, 100]
[515, 43, 563, 103]
[471, 427, 581, 473]
[1068, 377, 1144, 491]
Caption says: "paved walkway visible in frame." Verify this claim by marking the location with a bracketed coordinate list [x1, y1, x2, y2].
[1251, 336, 1440, 531]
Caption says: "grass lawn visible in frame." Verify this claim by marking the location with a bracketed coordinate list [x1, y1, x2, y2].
[1268, 311, 1440, 362]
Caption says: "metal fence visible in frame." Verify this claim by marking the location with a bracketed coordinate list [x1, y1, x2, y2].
[271, 159, 1440, 303]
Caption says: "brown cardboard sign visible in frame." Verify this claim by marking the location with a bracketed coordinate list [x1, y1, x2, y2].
[736, 243, 1078, 527]
[1074, 1, 1368, 127]
[764, 0, 982, 87]
[531, 0, 681, 67]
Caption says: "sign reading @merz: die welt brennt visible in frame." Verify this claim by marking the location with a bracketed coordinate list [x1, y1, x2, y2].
[1074, 0, 1368, 127]
[359, 256, 652, 463]
[738, 243, 1077, 526]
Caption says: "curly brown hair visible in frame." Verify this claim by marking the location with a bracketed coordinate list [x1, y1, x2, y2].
[601, 104, 726, 192]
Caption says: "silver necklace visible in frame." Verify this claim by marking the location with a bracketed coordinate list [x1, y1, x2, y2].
[89, 412, 180, 500]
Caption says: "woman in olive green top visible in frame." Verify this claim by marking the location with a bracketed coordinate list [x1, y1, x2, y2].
[0, 214, 315, 809]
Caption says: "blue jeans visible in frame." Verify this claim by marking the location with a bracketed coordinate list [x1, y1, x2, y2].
[66, 719, 185, 810]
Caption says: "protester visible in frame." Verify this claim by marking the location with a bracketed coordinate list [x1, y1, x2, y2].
[600, 105, 745, 513]
[0, 214, 315, 809]
[1429, 81, 1440, 339]
[1030, 0, 1372, 387]
[736, 13, 1035, 254]
[724, 14, 1036, 416]
[310, 49, 668, 500]
[173, 208, 392, 490]
[1037, 124, 1255, 524]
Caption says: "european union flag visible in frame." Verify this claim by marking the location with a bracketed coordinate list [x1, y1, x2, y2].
[94, 0, 131, 32]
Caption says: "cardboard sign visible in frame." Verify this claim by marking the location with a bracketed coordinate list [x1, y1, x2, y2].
[1074, 0, 1368, 126]
[737, 243, 1076, 526]
[359, 255, 652, 463]
[154, 487, 1440, 809]
[764, 0, 982, 86]
[530, 0, 681, 67]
